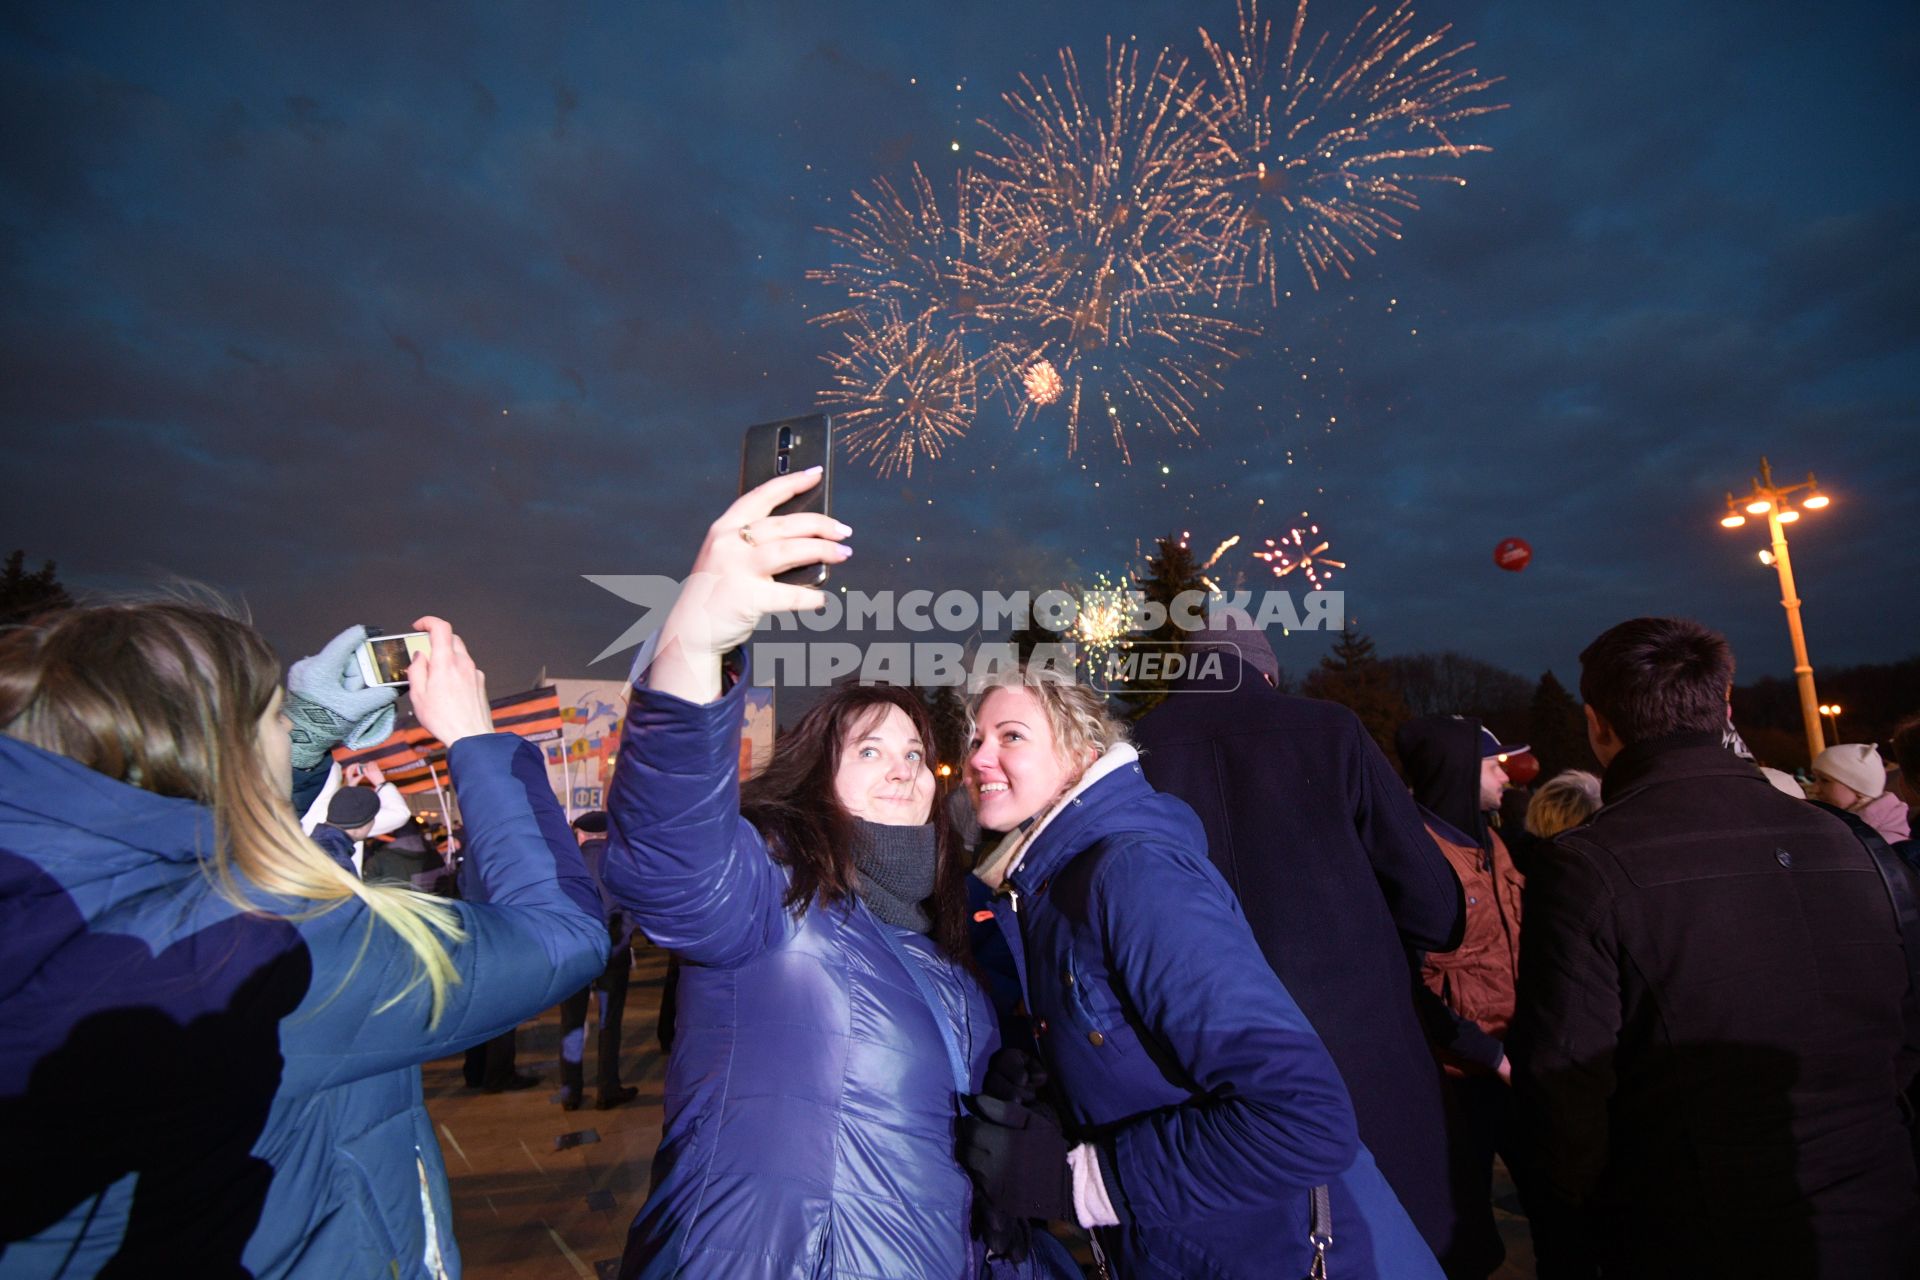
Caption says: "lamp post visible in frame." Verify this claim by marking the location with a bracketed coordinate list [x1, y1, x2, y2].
[1818, 703, 1843, 742]
[1718, 457, 1831, 763]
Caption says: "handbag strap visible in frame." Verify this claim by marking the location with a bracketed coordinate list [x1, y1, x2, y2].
[867, 905, 972, 1102]
[1305, 1183, 1333, 1279]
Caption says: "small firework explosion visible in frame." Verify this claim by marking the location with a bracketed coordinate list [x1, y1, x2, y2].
[1072, 569, 1137, 666]
[1172, 529, 1241, 595]
[1255, 522, 1346, 588]
[1021, 357, 1065, 405]
[817, 304, 976, 477]
[1201, 0, 1505, 294]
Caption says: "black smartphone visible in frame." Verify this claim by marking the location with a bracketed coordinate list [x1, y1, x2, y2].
[739, 412, 835, 587]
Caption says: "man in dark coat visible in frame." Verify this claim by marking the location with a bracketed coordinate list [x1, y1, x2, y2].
[1134, 614, 1467, 1261]
[1509, 616, 1920, 1278]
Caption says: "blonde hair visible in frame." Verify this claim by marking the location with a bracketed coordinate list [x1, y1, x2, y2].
[1525, 769, 1603, 838]
[0, 600, 464, 1023]
[966, 661, 1129, 799]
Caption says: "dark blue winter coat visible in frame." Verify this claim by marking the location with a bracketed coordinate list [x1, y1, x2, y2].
[603, 672, 1069, 1280]
[1134, 660, 1465, 1258]
[983, 746, 1443, 1279]
[0, 731, 608, 1278]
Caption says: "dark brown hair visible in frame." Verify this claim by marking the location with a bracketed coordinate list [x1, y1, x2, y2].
[742, 683, 969, 962]
[1578, 617, 1734, 746]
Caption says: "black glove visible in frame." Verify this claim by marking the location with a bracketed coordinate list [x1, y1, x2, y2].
[959, 1093, 1074, 1224]
[982, 1045, 1051, 1105]
[973, 1197, 1033, 1262]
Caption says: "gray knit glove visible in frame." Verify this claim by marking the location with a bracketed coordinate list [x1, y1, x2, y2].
[284, 625, 400, 770]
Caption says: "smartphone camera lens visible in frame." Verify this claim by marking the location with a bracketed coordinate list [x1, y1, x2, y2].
[777, 426, 794, 449]
[777, 455, 790, 475]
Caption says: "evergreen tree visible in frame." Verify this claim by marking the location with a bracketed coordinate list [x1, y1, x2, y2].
[1528, 670, 1598, 778]
[0, 551, 73, 627]
[1007, 583, 1068, 664]
[924, 683, 972, 778]
[1117, 535, 1209, 718]
[1302, 630, 1411, 759]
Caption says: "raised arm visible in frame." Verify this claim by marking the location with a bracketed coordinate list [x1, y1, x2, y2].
[1091, 840, 1361, 1223]
[281, 618, 606, 1084]
[597, 469, 850, 967]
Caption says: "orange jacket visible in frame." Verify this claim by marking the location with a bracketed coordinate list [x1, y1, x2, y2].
[1420, 823, 1524, 1066]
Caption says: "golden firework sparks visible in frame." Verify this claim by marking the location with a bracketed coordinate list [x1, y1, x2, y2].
[972, 38, 1260, 456]
[1201, 0, 1506, 295]
[1021, 358, 1065, 405]
[817, 303, 976, 478]
[1072, 570, 1137, 666]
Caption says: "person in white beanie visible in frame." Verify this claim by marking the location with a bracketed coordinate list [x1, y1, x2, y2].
[1810, 743, 1910, 843]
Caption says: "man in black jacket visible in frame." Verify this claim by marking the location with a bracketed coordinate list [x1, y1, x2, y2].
[1509, 616, 1920, 1278]
[1135, 614, 1468, 1262]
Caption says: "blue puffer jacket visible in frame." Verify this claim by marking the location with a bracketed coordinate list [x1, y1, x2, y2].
[0, 732, 608, 1278]
[603, 673, 1072, 1280]
[982, 746, 1443, 1279]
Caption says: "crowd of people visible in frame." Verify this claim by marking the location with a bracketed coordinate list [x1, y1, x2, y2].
[3, 464, 1917, 1279]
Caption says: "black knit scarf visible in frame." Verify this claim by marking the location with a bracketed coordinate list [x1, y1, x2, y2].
[851, 819, 937, 935]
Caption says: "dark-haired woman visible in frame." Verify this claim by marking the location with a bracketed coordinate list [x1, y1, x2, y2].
[603, 469, 1066, 1279]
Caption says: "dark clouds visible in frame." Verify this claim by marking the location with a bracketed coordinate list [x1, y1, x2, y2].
[1, 0, 1914, 693]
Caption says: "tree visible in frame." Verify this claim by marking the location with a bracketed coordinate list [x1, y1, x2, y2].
[1381, 651, 1532, 728]
[1116, 535, 1210, 717]
[923, 683, 972, 779]
[1303, 630, 1411, 760]
[0, 551, 73, 627]
[1528, 670, 1597, 779]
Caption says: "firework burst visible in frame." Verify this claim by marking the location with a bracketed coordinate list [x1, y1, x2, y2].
[1201, 0, 1505, 294]
[817, 303, 976, 477]
[1254, 522, 1346, 588]
[1071, 569, 1138, 667]
[806, 166, 1012, 335]
[973, 39, 1260, 458]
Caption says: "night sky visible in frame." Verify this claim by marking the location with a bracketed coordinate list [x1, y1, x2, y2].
[4, 0, 1915, 699]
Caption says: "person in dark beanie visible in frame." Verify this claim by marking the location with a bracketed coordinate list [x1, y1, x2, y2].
[1133, 609, 1467, 1265]
[1509, 616, 1920, 1278]
[554, 810, 638, 1110]
[312, 784, 381, 876]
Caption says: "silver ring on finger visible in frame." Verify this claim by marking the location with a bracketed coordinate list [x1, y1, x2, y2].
[738, 523, 757, 547]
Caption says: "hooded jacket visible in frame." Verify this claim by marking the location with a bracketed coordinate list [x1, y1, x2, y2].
[980, 744, 1441, 1279]
[0, 731, 608, 1278]
[1396, 715, 1524, 1071]
[601, 670, 1065, 1280]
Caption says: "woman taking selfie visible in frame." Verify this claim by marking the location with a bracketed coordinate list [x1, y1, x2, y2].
[602, 468, 1069, 1279]
[0, 604, 607, 1278]
[961, 665, 1443, 1279]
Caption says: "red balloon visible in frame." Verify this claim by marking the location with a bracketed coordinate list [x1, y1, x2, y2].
[1500, 751, 1541, 786]
[1494, 537, 1532, 572]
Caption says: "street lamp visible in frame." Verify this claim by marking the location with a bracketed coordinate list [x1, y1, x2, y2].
[1717, 457, 1831, 762]
[1818, 703, 1843, 740]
